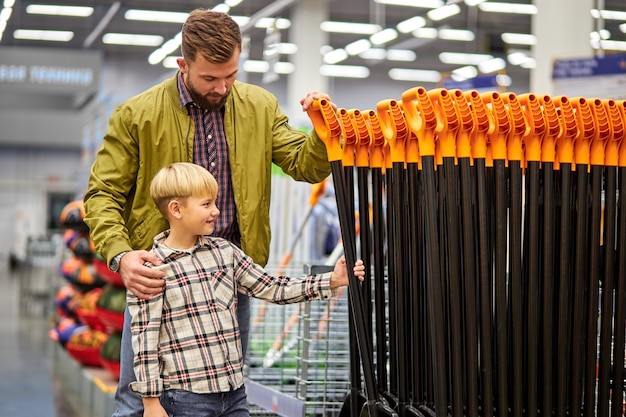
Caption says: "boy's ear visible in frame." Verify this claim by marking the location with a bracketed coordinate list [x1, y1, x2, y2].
[167, 199, 183, 219]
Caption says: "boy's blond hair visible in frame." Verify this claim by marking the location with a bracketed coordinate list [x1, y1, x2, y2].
[150, 162, 218, 219]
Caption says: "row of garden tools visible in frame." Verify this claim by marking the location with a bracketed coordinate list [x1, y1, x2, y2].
[306, 88, 626, 417]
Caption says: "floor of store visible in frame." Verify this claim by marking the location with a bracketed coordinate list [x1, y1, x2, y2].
[0, 261, 82, 417]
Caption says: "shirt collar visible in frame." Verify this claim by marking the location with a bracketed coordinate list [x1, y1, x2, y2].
[177, 71, 194, 109]
[152, 230, 212, 262]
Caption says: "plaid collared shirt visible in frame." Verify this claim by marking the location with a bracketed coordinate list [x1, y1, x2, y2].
[128, 231, 335, 397]
[177, 72, 240, 246]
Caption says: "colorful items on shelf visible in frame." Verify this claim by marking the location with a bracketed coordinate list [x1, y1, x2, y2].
[100, 331, 122, 380]
[96, 284, 126, 333]
[65, 325, 109, 368]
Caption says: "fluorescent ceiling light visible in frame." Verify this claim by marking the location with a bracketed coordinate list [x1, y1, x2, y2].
[451, 65, 478, 81]
[26, 4, 93, 17]
[102, 33, 164, 46]
[359, 48, 387, 60]
[501, 32, 537, 45]
[375, 0, 443, 8]
[386, 49, 416, 61]
[124, 9, 188, 23]
[4, 0, 16, 7]
[0, 20, 6, 31]
[592, 39, 626, 52]
[388, 68, 441, 82]
[345, 39, 372, 56]
[256, 17, 291, 30]
[507, 51, 532, 66]
[591, 9, 626, 21]
[242, 60, 295, 74]
[320, 21, 381, 35]
[620, 23, 626, 33]
[412, 27, 438, 39]
[439, 52, 492, 65]
[479, 2, 537, 14]
[478, 57, 506, 73]
[370, 28, 398, 45]
[320, 65, 370, 78]
[212, 4, 230, 13]
[589, 30, 610, 42]
[163, 56, 181, 69]
[14, 29, 74, 41]
[464, 0, 486, 5]
[0, 7, 11, 20]
[427, 4, 461, 21]
[496, 74, 512, 86]
[323, 48, 348, 64]
[396, 16, 426, 34]
[225, 0, 243, 7]
[438, 28, 475, 41]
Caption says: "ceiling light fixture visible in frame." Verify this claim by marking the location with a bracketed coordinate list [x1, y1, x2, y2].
[102, 33, 164, 47]
[478, 57, 506, 73]
[359, 48, 387, 60]
[320, 65, 370, 78]
[501, 32, 537, 45]
[590, 9, 626, 21]
[464, 0, 486, 6]
[4, 0, 16, 8]
[412, 27, 438, 39]
[592, 39, 626, 52]
[396, 16, 426, 34]
[225, 0, 244, 7]
[323, 48, 349, 64]
[370, 28, 398, 45]
[26, 4, 94, 17]
[438, 28, 475, 41]
[255, 17, 291, 30]
[320, 21, 382, 35]
[14, 29, 74, 41]
[345, 39, 372, 56]
[388, 68, 441, 82]
[478, 2, 537, 14]
[212, 4, 230, 13]
[375, 0, 443, 8]
[439, 51, 493, 65]
[427, 4, 461, 21]
[0, 6, 11, 21]
[124, 9, 188, 23]
[242, 60, 295, 74]
[451, 65, 478, 81]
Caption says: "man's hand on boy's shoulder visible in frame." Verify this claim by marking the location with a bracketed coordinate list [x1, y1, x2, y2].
[118, 250, 166, 300]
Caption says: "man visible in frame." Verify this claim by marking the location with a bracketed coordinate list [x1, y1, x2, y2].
[83, 9, 335, 417]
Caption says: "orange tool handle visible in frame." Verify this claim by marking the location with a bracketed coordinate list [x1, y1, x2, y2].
[604, 99, 624, 167]
[503, 92, 527, 162]
[376, 99, 408, 164]
[518, 93, 545, 163]
[540, 95, 561, 164]
[428, 88, 460, 159]
[589, 98, 612, 167]
[309, 179, 327, 206]
[366, 109, 386, 169]
[451, 89, 476, 159]
[307, 99, 342, 162]
[338, 108, 357, 167]
[351, 109, 372, 168]
[570, 97, 594, 166]
[552, 96, 577, 165]
[405, 129, 420, 164]
[401, 86, 439, 157]
[482, 91, 510, 161]
[464, 90, 493, 160]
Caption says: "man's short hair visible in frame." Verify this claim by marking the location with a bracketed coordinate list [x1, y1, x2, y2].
[181, 9, 242, 64]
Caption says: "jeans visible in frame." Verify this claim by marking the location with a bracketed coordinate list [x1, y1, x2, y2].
[112, 292, 251, 417]
[161, 386, 248, 417]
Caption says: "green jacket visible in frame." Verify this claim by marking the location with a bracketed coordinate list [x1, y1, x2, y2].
[83, 73, 331, 267]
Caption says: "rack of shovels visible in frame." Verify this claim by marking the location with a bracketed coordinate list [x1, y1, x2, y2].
[306, 87, 626, 417]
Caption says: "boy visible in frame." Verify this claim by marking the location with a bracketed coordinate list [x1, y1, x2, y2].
[128, 162, 365, 417]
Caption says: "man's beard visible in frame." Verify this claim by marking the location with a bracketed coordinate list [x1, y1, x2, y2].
[187, 77, 229, 111]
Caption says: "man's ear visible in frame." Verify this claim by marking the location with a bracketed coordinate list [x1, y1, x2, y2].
[167, 199, 183, 219]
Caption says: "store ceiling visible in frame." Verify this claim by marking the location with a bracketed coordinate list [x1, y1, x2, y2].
[1, 0, 626, 107]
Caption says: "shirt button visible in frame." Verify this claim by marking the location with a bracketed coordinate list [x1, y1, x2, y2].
[208, 134, 212, 139]
[211, 162, 216, 167]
